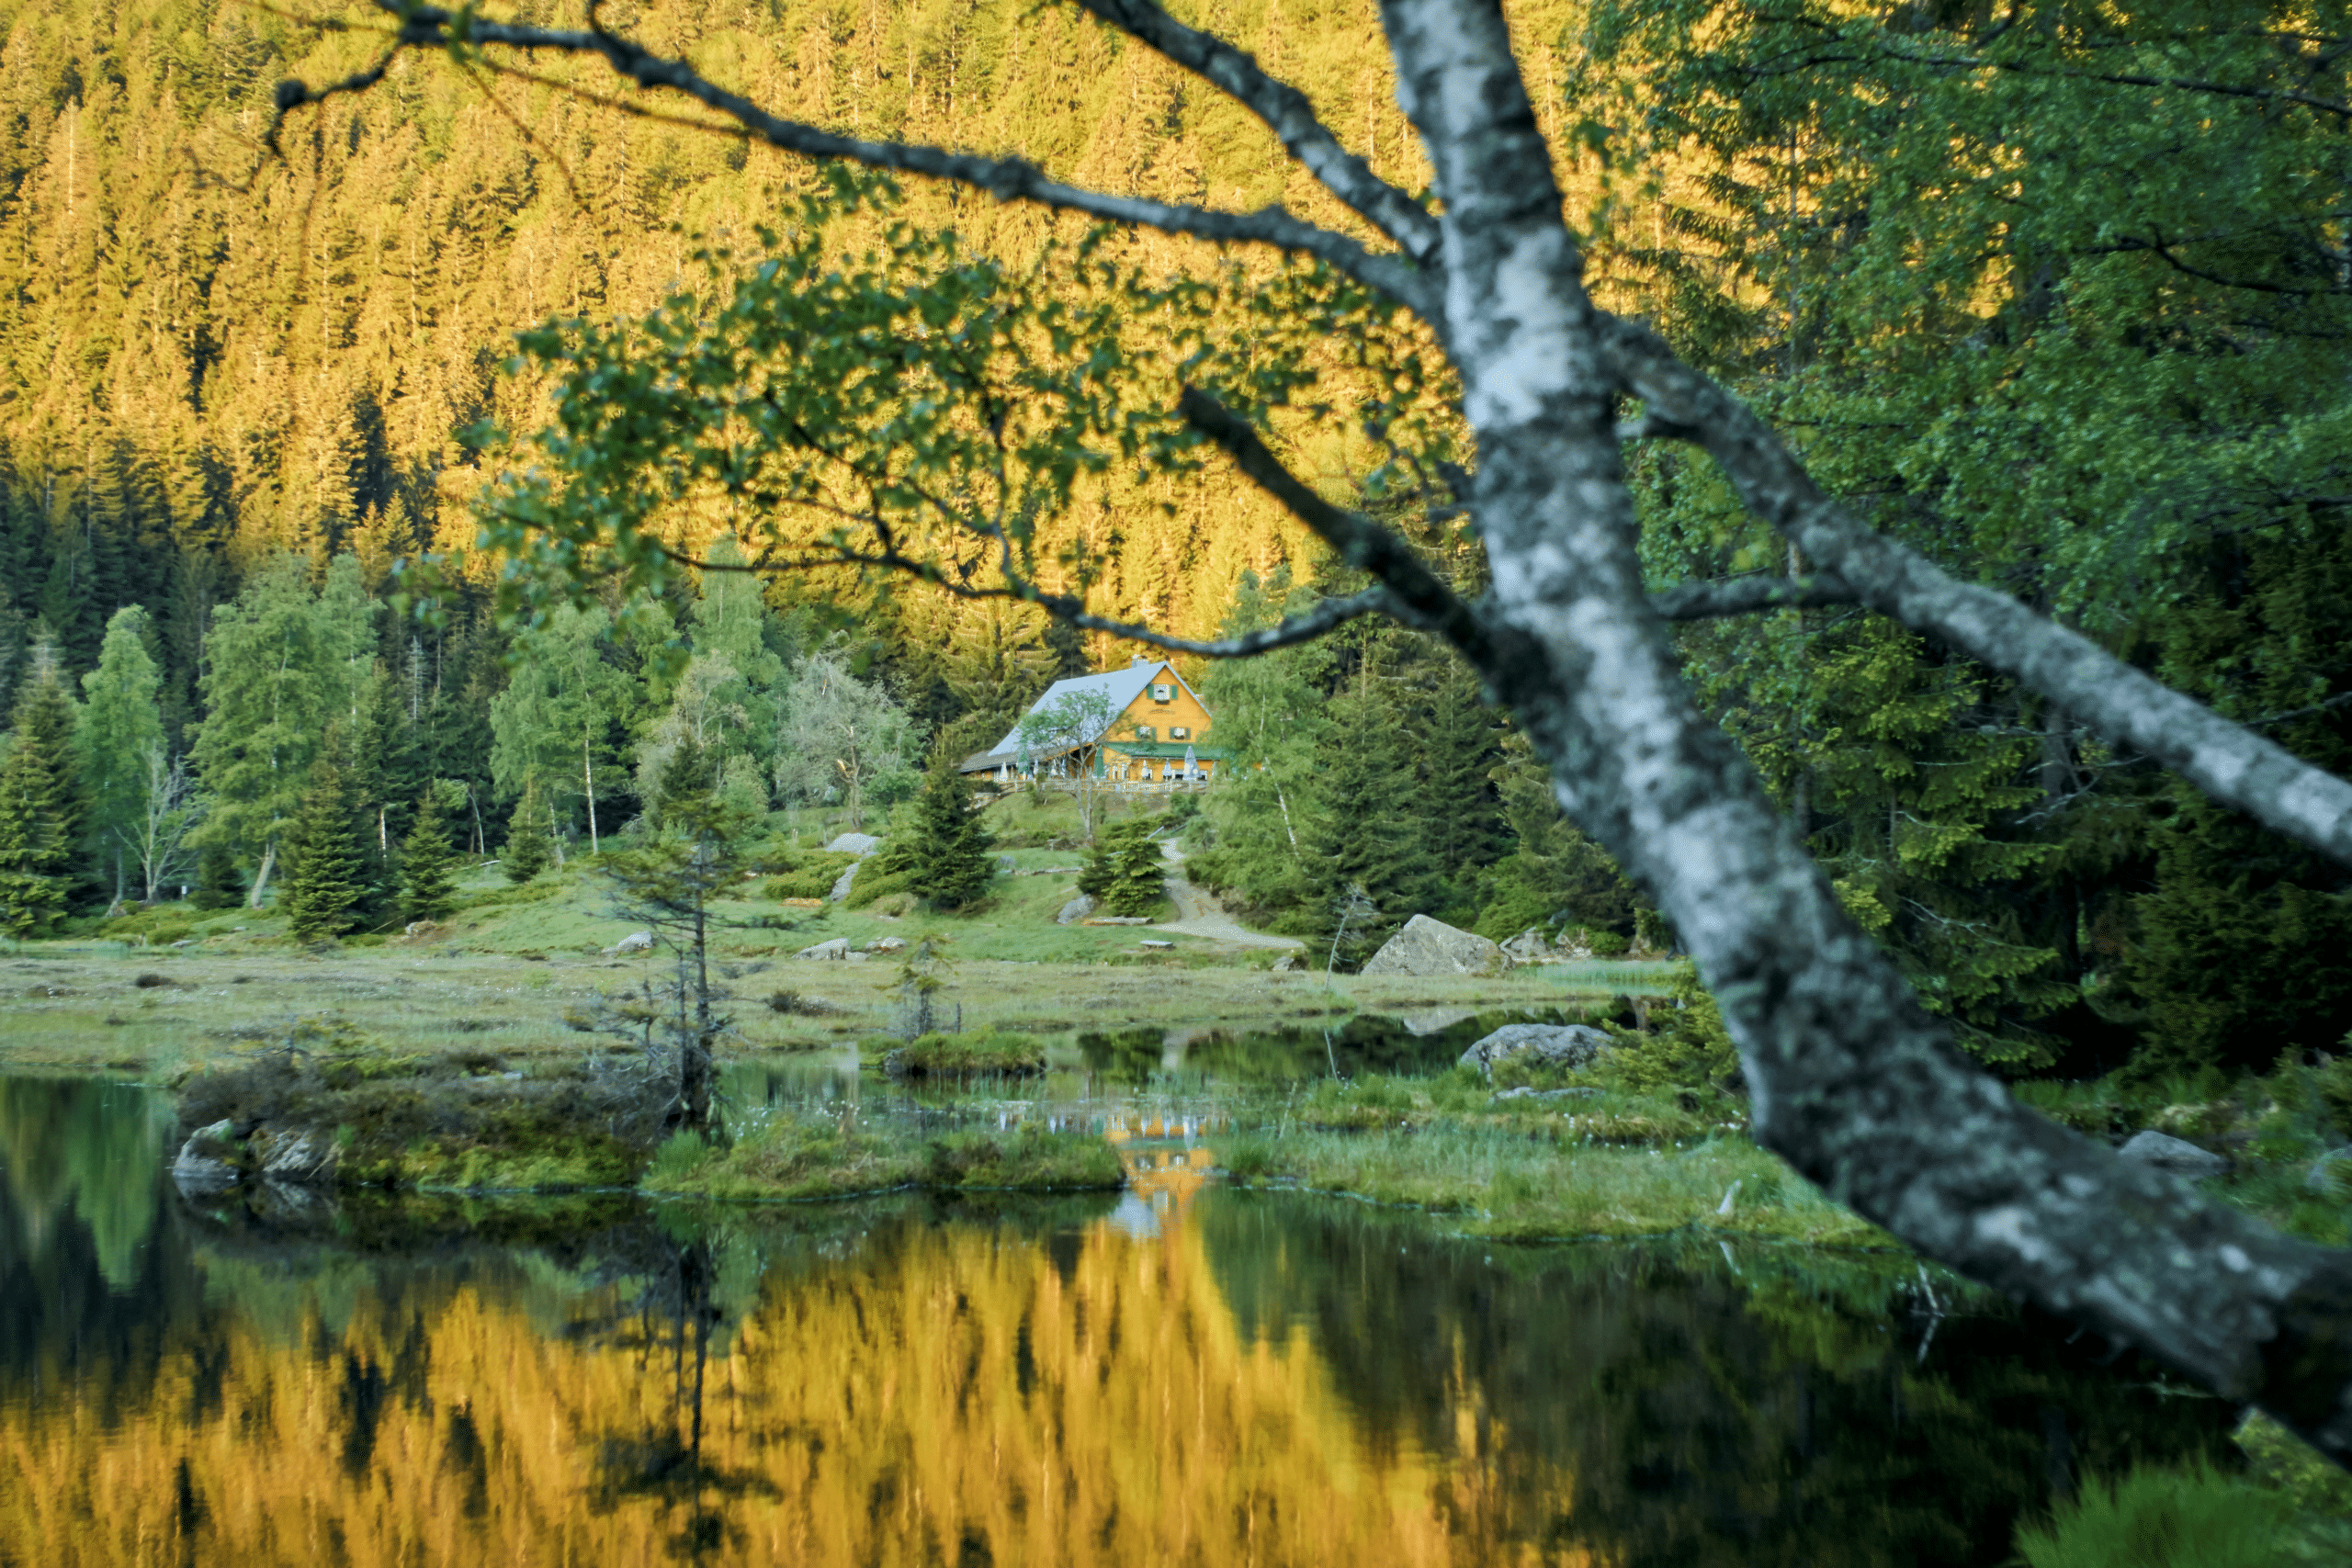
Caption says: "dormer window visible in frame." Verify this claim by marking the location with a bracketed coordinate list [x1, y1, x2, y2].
[1151, 683, 1173, 703]
[1169, 726, 1189, 739]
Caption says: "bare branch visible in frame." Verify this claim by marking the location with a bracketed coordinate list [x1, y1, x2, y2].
[1650, 572, 1857, 621]
[736, 535, 1396, 658]
[1071, 0, 1442, 265]
[342, 2, 1435, 316]
[263, 48, 400, 153]
[1176, 388, 1501, 663]
[1597, 310, 2352, 871]
[2115, 231, 2349, 297]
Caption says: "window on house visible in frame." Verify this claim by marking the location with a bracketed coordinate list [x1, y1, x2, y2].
[1151, 683, 1173, 702]
[1169, 727, 1189, 739]
[1134, 725, 1155, 741]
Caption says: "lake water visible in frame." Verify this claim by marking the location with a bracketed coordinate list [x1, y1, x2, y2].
[0, 1073, 2233, 1565]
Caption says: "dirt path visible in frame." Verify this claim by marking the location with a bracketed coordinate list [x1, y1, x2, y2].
[1155, 843, 1305, 950]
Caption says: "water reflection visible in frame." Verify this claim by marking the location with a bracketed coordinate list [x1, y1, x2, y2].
[0, 1077, 2232, 1565]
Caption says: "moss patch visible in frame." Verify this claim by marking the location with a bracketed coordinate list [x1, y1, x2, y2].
[641, 1113, 1123, 1200]
[172, 1030, 649, 1191]
[869, 1029, 1046, 1077]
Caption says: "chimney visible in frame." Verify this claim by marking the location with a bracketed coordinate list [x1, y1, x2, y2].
[1131, 654, 1149, 667]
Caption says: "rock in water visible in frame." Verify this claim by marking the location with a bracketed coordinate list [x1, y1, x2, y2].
[824, 833, 882, 856]
[172, 1119, 241, 1193]
[256, 1129, 334, 1183]
[2117, 1129, 2230, 1179]
[613, 931, 654, 954]
[1458, 1023, 1616, 1077]
[1057, 894, 1097, 926]
[1359, 915, 1508, 977]
[796, 938, 851, 961]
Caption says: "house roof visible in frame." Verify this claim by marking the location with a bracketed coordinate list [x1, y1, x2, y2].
[987, 661, 1180, 756]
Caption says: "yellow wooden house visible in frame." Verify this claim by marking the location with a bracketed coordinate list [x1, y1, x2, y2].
[957, 656, 1230, 786]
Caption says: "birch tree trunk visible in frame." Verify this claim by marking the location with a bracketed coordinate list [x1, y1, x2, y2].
[1372, 0, 2352, 1461]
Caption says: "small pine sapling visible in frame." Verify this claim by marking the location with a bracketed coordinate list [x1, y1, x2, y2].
[1079, 818, 1168, 916]
[503, 785, 553, 884]
[397, 794, 462, 923]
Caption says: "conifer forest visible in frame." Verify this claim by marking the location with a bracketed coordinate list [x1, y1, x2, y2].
[7, 0, 2352, 1562]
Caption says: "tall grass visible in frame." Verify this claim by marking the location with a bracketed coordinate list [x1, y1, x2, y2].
[2012, 1462, 2295, 1568]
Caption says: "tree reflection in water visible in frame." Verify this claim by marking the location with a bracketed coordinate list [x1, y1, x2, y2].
[0, 1077, 2235, 1566]
[583, 1236, 779, 1559]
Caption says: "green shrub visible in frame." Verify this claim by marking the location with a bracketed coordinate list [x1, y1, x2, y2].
[843, 867, 913, 908]
[1079, 820, 1168, 916]
[2012, 1461, 2294, 1568]
[760, 852, 859, 901]
[923, 1124, 1124, 1189]
[2319, 1045, 2352, 1137]
[891, 1030, 1045, 1076]
[1590, 964, 1741, 1098]
[97, 905, 198, 944]
[459, 880, 564, 912]
[1219, 1134, 1283, 1179]
[1578, 926, 1632, 958]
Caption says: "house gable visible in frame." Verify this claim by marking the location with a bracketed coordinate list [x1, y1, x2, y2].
[959, 657, 1214, 773]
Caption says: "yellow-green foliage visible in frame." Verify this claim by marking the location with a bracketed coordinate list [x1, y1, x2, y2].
[2234, 1411, 2352, 1562]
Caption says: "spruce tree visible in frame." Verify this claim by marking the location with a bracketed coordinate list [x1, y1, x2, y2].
[1079, 818, 1168, 916]
[191, 842, 244, 911]
[1299, 688, 1436, 962]
[0, 649, 86, 935]
[1415, 660, 1508, 912]
[397, 795, 462, 923]
[503, 785, 553, 884]
[651, 734, 715, 829]
[907, 753, 996, 910]
[280, 734, 368, 942]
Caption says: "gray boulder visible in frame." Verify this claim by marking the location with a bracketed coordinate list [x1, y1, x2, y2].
[1360, 915, 1508, 977]
[2117, 1129, 2230, 1179]
[866, 935, 907, 953]
[1498, 928, 1555, 965]
[796, 937, 851, 961]
[1459, 1023, 1615, 1077]
[1492, 1085, 1602, 1102]
[829, 862, 860, 902]
[1057, 893, 1097, 926]
[612, 931, 654, 954]
[1269, 953, 1303, 973]
[256, 1129, 335, 1183]
[2307, 1144, 2352, 1193]
[172, 1119, 241, 1193]
[825, 833, 882, 856]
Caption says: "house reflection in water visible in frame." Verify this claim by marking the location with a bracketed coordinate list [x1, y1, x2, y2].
[1110, 1145, 1218, 1239]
